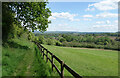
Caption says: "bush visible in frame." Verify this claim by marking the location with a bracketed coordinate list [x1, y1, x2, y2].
[47, 38, 54, 45]
[38, 35, 44, 44]
[56, 41, 62, 46]
[59, 38, 66, 42]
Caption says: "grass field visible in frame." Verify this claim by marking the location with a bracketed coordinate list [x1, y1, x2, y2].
[2, 38, 55, 76]
[43, 44, 118, 76]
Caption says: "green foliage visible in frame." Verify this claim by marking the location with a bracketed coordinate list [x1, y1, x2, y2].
[38, 35, 44, 44]
[63, 35, 73, 42]
[95, 36, 112, 45]
[2, 2, 51, 43]
[27, 32, 36, 41]
[46, 38, 54, 45]
[28, 32, 32, 41]
[31, 46, 52, 76]
[115, 37, 120, 41]
[34, 37, 39, 42]
[34, 32, 119, 50]
[55, 41, 62, 46]
[59, 38, 66, 42]
[2, 2, 14, 42]
[9, 2, 51, 32]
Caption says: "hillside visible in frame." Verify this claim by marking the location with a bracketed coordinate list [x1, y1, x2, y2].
[2, 37, 55, 76]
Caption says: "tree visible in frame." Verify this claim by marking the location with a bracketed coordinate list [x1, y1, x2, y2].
[47, 38, 53, 45]
[2, 2, 14, 42]
[38, 35, 44, 44]
[56, 41, 62, 46]
[28, 32, 32, 41]
[34, 36, 39, 42]
[64, 35, 72, 42]
[59, 38, 66, 42]
[9, 2, 51, 32]
[2, 2, 51, 42]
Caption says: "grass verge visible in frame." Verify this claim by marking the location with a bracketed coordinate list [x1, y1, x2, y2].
[2, 38, 55, 76]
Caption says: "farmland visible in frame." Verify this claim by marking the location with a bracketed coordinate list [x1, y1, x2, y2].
[2, 2, 119, 77]
[43, 44, 118, 76]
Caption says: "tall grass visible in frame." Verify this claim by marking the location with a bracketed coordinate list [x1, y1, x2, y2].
[2, 38, 55, 76]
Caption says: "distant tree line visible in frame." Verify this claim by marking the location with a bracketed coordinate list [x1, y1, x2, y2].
[34, 33, 120, 51]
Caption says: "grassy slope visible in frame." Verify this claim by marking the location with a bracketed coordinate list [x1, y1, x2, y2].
[43, 44, 118, 76]
[2, 38, 54, 76]
[0, 45, 2, 77]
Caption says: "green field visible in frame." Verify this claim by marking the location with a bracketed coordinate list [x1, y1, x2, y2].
[43, 44, 118, 76]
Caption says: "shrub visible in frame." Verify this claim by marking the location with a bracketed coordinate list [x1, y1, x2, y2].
[59, 38, 66, 42]
[47, 38, 54, 45]
[56, 41, 62, 46]
[38, 35, 44, 44]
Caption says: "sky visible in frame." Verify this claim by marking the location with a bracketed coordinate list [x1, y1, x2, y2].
[46, 0, 119, 32]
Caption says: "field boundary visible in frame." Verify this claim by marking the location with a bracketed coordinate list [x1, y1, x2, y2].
[35, 42, 82, 78]
[60, 46, 117, 51]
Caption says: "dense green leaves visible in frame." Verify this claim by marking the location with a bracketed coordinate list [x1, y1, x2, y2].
[2, 2, 15, 41]
[2, 2, 51, 42]
[9, 2, 51, 32]
[38, 35, 44, 44]
[59, 38, 66, 42]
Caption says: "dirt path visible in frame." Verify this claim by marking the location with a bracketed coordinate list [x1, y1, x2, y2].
[13, 49, 34, 76]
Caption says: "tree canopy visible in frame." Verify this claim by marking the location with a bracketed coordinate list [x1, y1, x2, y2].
[9, 2, 51, 32]
[2, 2, 51, 42]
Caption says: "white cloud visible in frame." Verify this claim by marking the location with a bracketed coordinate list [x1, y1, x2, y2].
[96, 12, 118, 18]
[95, 20, 111, 24]
[90, 22, 118, 32]
[96, 21, 105, 24]
[49, 12, 80, 21]
[83, 18, 92, 21]
[86, 0, 119, 11]
[49, 16, 56, 20]
[58, 23, 68, 27]
[83, 15, 93, 18]
[85, 8, 95, 11]
[93, 24, 116, 29]
[106, 20, 110, 24]
[47, 23, 80, 31]
[71, 19, 80, 21]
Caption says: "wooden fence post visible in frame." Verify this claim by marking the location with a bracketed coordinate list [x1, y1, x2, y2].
[61, 61, 64, 78]
[41, 48, 42, 53]
[39, 45, 41, 52]
[41, 47, 42, 53]
[43, 48, 44, 59]
[46, 50, 48, 63]
[40, 46, 42, 52]
[52, 54, 54, 71]
[35, 43, 82, 78]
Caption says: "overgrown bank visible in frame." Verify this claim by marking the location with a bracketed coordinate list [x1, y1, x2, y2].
[2, 2, 55, 77]
[2, 38, 55, 76]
